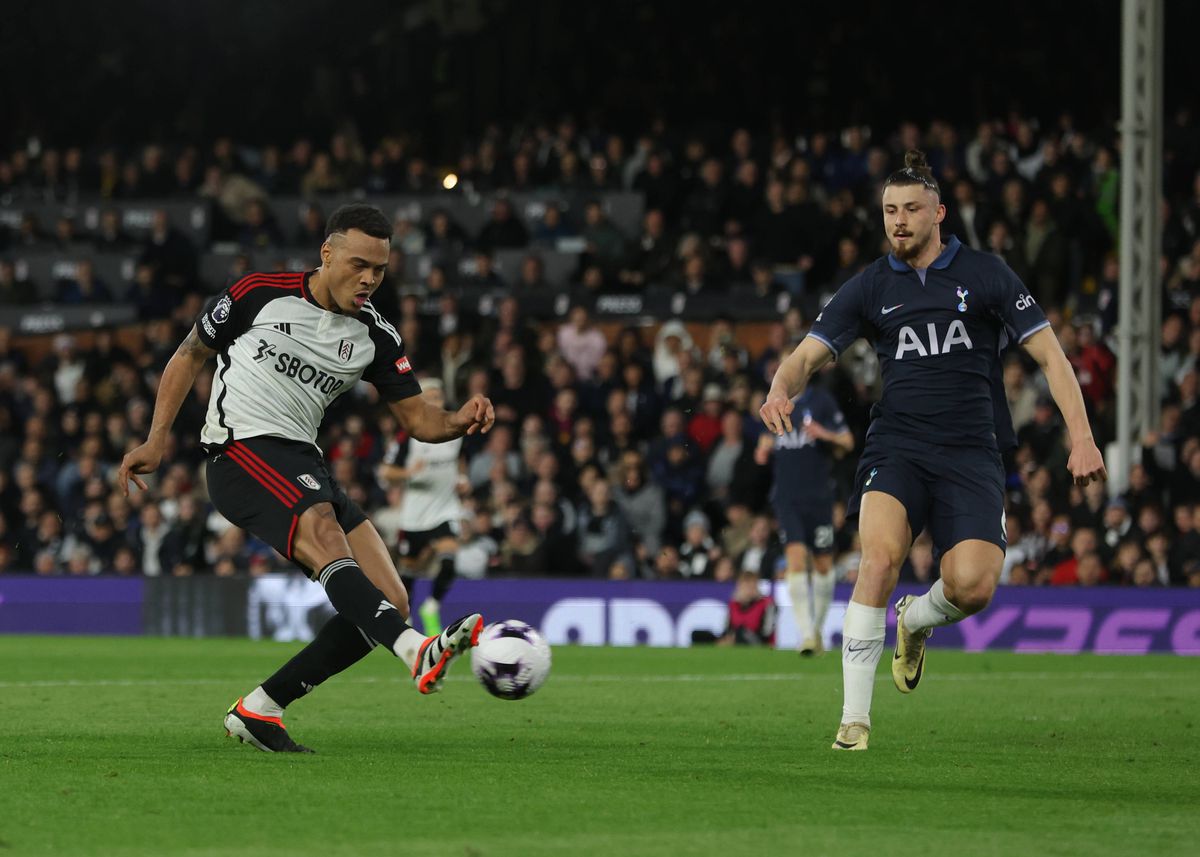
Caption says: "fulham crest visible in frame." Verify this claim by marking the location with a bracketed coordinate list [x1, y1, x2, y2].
[338, 339, 354, 363]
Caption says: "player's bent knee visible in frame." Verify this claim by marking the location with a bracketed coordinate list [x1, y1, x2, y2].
[946, 578, 995, 615]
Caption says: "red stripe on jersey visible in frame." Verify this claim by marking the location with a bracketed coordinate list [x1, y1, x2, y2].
[226, 447, 298, 508]
[231, 441, 303, 502]
[230, 272, 295, 295]
[230, 273, 303, 301]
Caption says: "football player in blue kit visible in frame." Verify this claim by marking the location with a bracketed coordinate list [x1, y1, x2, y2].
[755, 380, 854, 656]
[760, 150, 1106, 750]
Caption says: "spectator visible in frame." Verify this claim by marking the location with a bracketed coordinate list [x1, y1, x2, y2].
[611, 450, 666, 556]
[477, 198, 529, 251]
[679, 509, 720, 578]
[576, 478, 634, 577]
[718, 571, 776, 646]
[556, 305, 607, 381]
[736, 515, 782, 579]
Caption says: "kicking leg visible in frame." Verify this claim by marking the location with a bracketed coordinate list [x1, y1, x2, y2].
[834, 491, 911, 751]
[292, 505, 481, 694]
[247, 519, 413, 714]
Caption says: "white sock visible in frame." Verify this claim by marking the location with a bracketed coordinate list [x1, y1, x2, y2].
[243, 686, 283, 718]
[904, 579, 966, 633]
[841, 601, 886, 727]
[812, 571, 835, 637]
[392, 627, 427, 669]
[786, 572, 813, 643]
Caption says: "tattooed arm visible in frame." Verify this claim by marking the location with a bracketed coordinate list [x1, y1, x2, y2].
[118, 325, 216, 495]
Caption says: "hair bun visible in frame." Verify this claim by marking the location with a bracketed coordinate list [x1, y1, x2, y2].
[904, 148, 929, 170]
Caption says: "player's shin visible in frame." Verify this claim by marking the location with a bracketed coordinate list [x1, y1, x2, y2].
[812, 569, 835, 634]
[318, 558, 425, 669]
[902, 579, 967, 633]
[841, 601, 886, 727]
[254, 614, 377, 711]
[786, 572, 813, 644]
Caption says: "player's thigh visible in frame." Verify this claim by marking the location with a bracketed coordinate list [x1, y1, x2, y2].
[776, 504, 811, 572]
[346, 519, 410, 618]
[291, 502, 353, 572]
[928, 447, 1006, 609]
[853, 491, 914, 605]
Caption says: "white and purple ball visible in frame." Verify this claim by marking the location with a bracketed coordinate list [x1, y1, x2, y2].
[470, 620, 552, 700]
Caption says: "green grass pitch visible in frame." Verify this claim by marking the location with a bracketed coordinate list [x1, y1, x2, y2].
[1, 636, 1197, 857]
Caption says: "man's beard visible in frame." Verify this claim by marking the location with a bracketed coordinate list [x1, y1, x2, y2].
[890, 228, 932, 262]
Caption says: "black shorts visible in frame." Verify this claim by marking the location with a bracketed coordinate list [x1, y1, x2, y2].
[398, 521, 457, 560]
[206, 436, 368, 572]
[846, 434, 1006, 558]
[773, 499, 835, 555]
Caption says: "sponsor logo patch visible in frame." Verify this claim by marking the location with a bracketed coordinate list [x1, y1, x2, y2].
[298, 474, 321, 490]
[212, 294, 233, 323]
[394, 356, 412, 374]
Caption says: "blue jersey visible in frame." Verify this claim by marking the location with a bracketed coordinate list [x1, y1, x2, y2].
[806, 236, 1047, 449]
[771, 386, 847, 506]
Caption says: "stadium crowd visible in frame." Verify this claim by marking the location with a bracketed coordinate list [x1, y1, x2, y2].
[1, 112, 1199, 586]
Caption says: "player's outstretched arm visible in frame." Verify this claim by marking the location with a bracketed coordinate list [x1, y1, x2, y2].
[389, 393, 495, 442]
[1020, 326, 1107, 485]
[760, 337, 834, 435]
[117, 325, 216, 495]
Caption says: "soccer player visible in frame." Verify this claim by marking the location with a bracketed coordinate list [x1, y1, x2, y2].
[376, 378, 466, 635]
[118, 204, 496, 753]
[755, 379, 854, 656]
[760, 151, 1106, 751]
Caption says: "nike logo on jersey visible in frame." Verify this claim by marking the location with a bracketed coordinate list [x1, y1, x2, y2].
[881, 304, 903, 314]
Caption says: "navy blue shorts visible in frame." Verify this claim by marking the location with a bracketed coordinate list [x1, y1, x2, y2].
[846, 435, 1005, 557]
[773, 498, 835, 554]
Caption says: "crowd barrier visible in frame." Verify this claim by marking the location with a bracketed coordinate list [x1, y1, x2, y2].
[1, 576, 1197, 655]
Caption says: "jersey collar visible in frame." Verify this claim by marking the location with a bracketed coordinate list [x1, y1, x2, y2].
[301, 270, 326, 309]
[886, 234, 962, 272]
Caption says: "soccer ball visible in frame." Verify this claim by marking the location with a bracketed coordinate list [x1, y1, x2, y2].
[470, 620, 552, 700]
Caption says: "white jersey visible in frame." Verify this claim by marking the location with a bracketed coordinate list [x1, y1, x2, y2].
[398, 436, 463, 531]
[194, 272, 420, 448]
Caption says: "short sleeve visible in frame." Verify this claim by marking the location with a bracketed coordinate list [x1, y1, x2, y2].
[195, 289, 249, 350]
[992, 264, 1050, 343]
[806, 273, 867, 358]
[362, 311, 423, 403]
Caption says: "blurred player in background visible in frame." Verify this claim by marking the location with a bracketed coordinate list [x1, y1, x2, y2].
[756, 377, 854, 655]
[376, 379, 467, 635]
[761, 151, 1105, 751]
[119, 204, 495, 753]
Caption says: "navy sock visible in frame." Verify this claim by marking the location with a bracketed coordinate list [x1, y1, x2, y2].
[261, 614, 375, 708]
[432, 555, 456, 601]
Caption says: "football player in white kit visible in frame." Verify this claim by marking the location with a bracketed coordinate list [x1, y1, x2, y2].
[118, 204, 495, 753]
[378, 379, 467, 635]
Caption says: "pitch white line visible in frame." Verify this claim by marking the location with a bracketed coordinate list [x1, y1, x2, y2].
[0, 671, 1181, 690]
